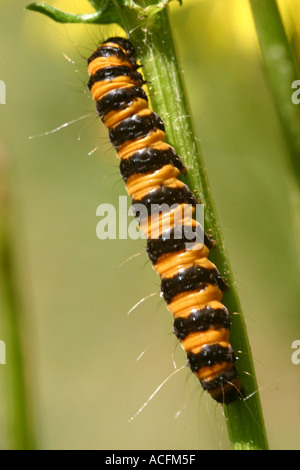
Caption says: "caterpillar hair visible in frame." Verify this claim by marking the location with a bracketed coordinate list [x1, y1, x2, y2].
[87, 36, 242, 404]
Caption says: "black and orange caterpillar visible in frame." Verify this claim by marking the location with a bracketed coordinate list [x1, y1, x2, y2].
[87, 36, 242, 403]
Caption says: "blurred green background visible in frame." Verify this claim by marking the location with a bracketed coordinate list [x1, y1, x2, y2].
[0, 0, 300, 450]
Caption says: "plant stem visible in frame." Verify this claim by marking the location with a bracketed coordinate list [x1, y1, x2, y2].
[249, 0, 300, 186]
[113, 4, 269, 450]
[249, 0, 300, 258]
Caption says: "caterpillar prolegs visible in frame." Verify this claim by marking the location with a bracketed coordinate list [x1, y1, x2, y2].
[87, 37, 242, 404]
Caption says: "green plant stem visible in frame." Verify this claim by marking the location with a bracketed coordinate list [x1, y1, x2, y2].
[114, 4, 268, 450]
[249, 0, 300, 259]
[0, 156, 36, 450]
[249, 0, 300, 187]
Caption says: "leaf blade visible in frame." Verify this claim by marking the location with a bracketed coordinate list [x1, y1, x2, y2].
[26, 2, 121, 25]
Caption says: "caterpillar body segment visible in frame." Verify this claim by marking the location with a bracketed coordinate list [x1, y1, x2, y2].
[87, 37, 242, 404]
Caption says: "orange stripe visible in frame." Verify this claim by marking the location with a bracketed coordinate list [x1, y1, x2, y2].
[168, 285, 224, 318]
[195, 362, 233, 381]
[117, 129, 166, 158]
[181, 329, 230, 353]
[90, 78, 140, 102]
[88, 56, 133, 76]
[126, 164, 183, 201]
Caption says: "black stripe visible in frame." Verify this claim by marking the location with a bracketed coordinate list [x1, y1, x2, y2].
[96, 86, 148, 120]
[120, 146, 185, 182]
[173, 306, 230, 340]
[103, 37, 136, 58]
[147, 225, 200, 264]
[109, 112, 165, 148]
[87, 38, 136, 65]
[146, 227, 214, 264]
[187, 344, 235, 372]
[161, 265, 228, 304]
[88, 45, 126, 65]
[132, 186, 197, 217]
[88, 67, 144, 90]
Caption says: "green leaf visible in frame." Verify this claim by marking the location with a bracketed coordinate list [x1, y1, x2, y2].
[25, 2, 121, 25]
[26, 0, 182, 26]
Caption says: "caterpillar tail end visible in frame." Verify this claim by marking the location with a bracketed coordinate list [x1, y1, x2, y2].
[201, 370, 243, 404]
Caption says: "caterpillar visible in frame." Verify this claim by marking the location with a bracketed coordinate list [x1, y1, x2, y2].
[87, 36, 242, 404]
